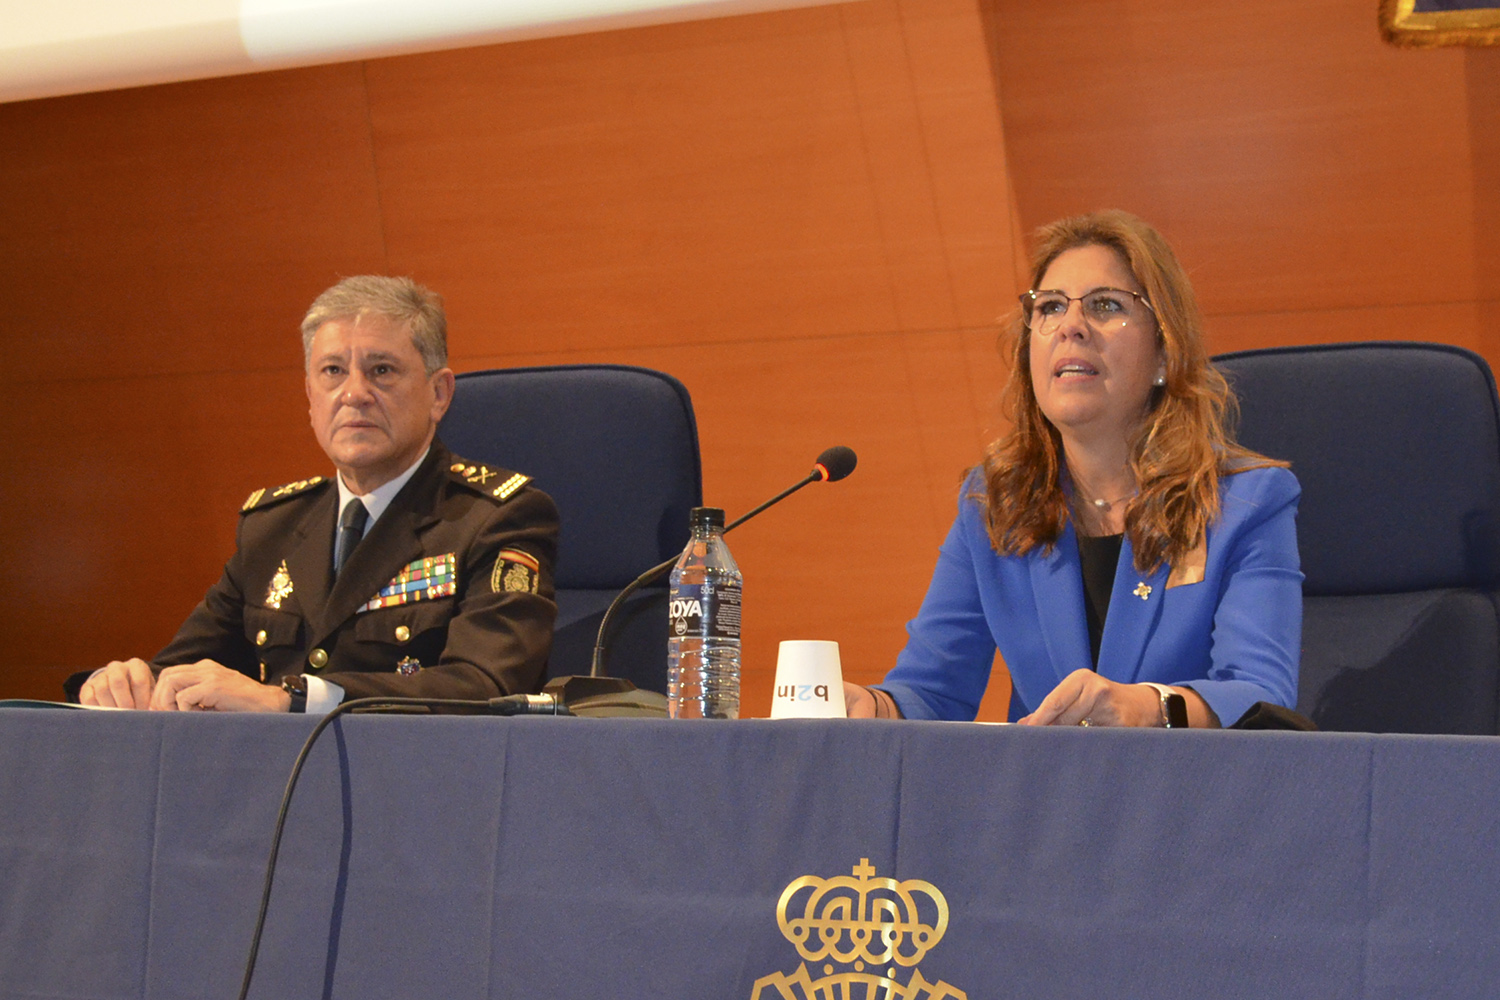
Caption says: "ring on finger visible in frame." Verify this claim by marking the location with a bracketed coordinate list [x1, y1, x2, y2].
[1078, 718, 1093, 727]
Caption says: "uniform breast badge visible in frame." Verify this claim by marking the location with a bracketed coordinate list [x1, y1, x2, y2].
[751, 859, 966, 1000]
[395, 657, 421, 676]
[357, 554, 458, 613]
[492, 549, 540, 594]
[265, 560, 294, 610]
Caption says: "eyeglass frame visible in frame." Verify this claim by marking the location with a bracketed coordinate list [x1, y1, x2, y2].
[1018, 286, 1157, 333]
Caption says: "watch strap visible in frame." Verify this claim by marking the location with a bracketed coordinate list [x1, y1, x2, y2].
[281, 674, 308, 714]
[1143, 682, 1189, 728]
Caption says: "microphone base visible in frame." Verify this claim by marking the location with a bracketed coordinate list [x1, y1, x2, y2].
[542, 676, 669, 718]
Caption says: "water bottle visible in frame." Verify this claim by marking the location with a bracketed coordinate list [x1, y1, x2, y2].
[667, 507, 743, 719]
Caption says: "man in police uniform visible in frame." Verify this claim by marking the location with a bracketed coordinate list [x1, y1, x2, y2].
[76, 276, 558, 712]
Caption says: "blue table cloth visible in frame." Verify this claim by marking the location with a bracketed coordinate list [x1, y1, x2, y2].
[2, 709, 1496, 999]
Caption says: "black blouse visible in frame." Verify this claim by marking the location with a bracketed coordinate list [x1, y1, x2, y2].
[1076, 533, 1124, 668]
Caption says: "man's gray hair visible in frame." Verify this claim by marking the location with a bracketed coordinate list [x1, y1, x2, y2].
[301, 276, 448, 375]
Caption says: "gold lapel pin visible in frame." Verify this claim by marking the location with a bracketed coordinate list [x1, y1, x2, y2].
[1133, 582, 1152, 601]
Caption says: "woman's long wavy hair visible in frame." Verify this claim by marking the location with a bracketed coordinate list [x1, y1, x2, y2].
[980, 210, 1284, 574]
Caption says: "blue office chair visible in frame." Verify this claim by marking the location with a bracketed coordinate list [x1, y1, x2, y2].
[439, 365, 702, 694]
[1215, 342, 1500, 734]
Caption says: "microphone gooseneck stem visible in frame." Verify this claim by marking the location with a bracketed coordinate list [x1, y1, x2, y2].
[590, 457, 846, 680]
[588, 473, 819, 678]
[724, 471, 817, 532]
[588, 554, 675, 678]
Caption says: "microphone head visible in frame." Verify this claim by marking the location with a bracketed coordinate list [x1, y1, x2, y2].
[813, 445, 858, 482]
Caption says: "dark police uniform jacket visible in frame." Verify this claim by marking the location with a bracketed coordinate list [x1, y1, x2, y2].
[152, 442, 558, 701]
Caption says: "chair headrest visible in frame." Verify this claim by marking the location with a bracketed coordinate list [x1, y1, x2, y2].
[1216, 342, 1500, 594]
[440, 365, 702, 589]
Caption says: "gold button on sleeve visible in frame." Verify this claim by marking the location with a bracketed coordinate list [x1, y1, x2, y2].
[255, 629, 268, 646]
[308, 648, 328, 669]
[394, 625, 411, 643]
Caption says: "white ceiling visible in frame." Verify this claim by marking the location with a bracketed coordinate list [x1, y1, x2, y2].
[0, 0, 842, 104]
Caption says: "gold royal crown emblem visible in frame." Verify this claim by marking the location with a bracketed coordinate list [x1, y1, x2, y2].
[751, 859, 966, 1000]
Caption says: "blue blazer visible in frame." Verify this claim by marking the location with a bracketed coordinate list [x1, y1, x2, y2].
[878, 465, 1302, 726]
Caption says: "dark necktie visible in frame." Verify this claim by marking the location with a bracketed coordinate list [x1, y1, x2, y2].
[335, 498, 369, 577]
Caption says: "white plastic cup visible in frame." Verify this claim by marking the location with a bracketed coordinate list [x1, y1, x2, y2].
[769, 640, 847, 719]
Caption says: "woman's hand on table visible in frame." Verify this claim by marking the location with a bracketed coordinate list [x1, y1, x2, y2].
[1018, 669, 1166, 727]
[843, 682, 877, 718]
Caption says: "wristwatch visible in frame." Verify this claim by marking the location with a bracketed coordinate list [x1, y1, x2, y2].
[281, 674, 308, 714]
[1143, 682, 1189, 728]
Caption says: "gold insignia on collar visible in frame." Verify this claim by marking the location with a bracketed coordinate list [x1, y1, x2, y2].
[270, 475, 323, 498]
[449, 460, 530, 500]
[452, 462, 508, 488]
[266, 560, 294, 609]
[491, 472, 529, 500]
[242, 476, 326, 514]
[1133, 582, 1152, 601]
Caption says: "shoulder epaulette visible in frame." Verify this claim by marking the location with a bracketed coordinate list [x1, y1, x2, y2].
[241, 475, 329, 514]
[446, 460, 531, 502]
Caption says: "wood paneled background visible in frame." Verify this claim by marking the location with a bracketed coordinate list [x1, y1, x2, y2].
[0, 0, 1494, 717]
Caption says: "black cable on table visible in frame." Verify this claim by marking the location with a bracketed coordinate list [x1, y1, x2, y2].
[236, 696, 493, 1000]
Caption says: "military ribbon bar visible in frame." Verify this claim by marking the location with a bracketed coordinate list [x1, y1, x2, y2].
[358, 553, 458, 613]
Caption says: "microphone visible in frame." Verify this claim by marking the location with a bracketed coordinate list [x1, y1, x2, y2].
[724, 445, 857, 531]
[816, 444, 858, 481]
[583, 445, 859, 692]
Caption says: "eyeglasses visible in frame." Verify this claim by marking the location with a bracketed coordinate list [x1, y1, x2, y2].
[1019, 287, 1155, 334]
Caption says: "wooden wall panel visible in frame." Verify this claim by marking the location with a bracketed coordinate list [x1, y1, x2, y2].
[364, 8, 901, 351]
[1207, 302, 1486, 358]
[0, 65, 389, 385]
[1470, 48, 1500, 310]
[984, 0, 1490, 357]
[362, 0, 1015, 353]
[3, 372, 323, 697]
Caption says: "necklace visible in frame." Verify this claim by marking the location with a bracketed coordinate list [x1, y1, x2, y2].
[1067, 464, 1137, 516]
[1071, 484, 1137, 518]
[1081, 491, 1135, 511]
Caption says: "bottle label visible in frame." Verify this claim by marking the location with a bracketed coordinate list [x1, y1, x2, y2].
[669, 582, 742, 640]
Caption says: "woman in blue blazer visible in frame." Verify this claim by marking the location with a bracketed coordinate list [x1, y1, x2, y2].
[847, 211, 1301, 728]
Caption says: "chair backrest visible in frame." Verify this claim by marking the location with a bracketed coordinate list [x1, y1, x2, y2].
[439, 365, 702, 693]
[1215, 342, 1500, 733]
